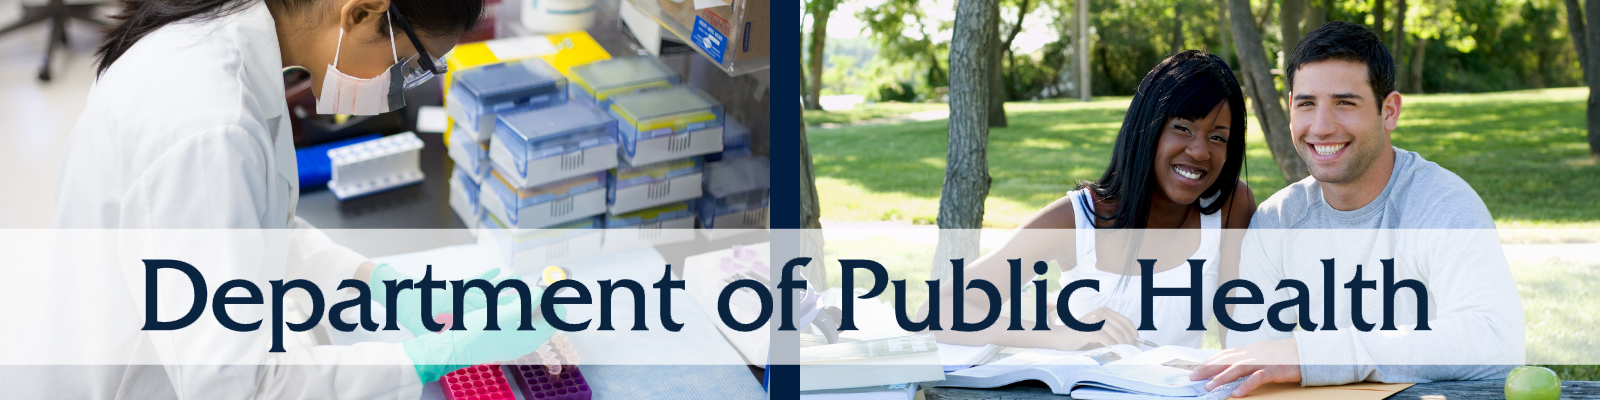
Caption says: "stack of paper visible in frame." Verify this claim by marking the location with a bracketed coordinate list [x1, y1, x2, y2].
[801, 334, 945, 393]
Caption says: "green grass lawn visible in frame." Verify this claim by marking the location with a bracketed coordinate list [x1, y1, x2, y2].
[803, 102, 950, 126]
[809, 88, 1600, 228]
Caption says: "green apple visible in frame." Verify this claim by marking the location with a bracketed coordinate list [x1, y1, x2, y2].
[1505, 366, 1561, 400]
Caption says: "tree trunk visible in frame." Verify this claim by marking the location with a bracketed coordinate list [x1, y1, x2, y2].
[799, 124, 828, 288]
[1281, 0, 1304, 57]
[1216, 0, 1232, 64]
[988, 14, 1008, 127]
[1306, 0, 1327, 31]
[1587, 0, 1600, 156]
[1373, 0, 1386, 48]
[1172, 2, 1185, 53]
[1409, 36, 1425, 93]
[805, 4, 832, 111]
[1229, 0, 1309, 182]
[935, 0, 999, 280]
[1077, 0, 1091, 101]
[1393, 0, 1406, 92]
[1566, 0, 1589, 87]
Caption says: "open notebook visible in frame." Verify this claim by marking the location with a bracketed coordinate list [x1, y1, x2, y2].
[936, 345, 1245, 400]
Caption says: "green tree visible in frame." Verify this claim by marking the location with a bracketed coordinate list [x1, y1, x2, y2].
[805, 0, 843, 111]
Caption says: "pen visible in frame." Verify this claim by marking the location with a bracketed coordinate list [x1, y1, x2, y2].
[1137, 339, 1159, 347]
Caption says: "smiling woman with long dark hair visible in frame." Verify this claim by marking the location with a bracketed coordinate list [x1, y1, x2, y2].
[917, 50, 1256, 350]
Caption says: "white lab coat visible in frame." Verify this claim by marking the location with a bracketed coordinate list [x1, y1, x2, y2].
[12, 1, 424, 398]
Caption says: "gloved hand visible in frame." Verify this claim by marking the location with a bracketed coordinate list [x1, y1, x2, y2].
[401, 289, 565, 383]
[368, 264, 520, 337]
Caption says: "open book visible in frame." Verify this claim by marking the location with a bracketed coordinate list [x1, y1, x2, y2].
[936, 345, 1245, 400]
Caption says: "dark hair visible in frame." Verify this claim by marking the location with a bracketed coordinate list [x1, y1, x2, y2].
[1286, 21, 1396, 108]
[95, 0, 483, 76]
[1079, 50, 1247, 229]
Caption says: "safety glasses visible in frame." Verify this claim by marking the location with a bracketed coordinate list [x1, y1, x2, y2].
[390, 4, 447, 91]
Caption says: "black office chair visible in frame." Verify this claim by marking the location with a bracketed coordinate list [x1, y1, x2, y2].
[0, 0, 107, 81]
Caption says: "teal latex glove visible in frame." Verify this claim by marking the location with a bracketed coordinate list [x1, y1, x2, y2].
[401, 290, 565, 383]
[368, 264, 520, 337]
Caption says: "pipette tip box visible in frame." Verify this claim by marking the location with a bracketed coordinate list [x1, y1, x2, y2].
[699, 156, 769, 230]
[450, 166, 483, 230]
[327, 132, 425, 201]
[703, 117, 752, 163]
[480, 213, 604, 269]
[607, 157, 704, 215]
[481, 168, 608, 230]
[440, 364, 516, 400]
[489, 102, 619, 189]
[608, 86, 725, 165]
[447, 126, 491, 184]
[603, 200, 697, 249]
[446, 58, 569, 140]
[568, 56, 679, 108]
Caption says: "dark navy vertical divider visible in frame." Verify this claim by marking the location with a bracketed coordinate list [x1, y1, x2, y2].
[770, 0, 801, 398]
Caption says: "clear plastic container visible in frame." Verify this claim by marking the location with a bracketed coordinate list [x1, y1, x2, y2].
[607, 86, 724, 159]
[568, 57, 679, 106]
[705, 117, 751, 162]
[605, 200, 696, 228]
[482, 169, 608, 229]
[699, 156, 769, 223]
[489, 101, 619, 188]
[607, 156, 705, 214]
[449, 58, 567, 120]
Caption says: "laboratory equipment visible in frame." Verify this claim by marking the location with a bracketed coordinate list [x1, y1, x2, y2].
[567, 56, 678, 107]
[440, 364, 516, 400]
[510, 334, 591, 400]
[488, 102, 619, 189]
[607, 157, 703, 215]
[295, 133, 381, 189]
[702, 117, 751, 162]
[449, 166, 483, 230]
[602, 200, 697, 249]
[481, 169, 608, 230]
[521, 0, 597, 34]
[481, 213, 605, 269]
[608, 86, 725, 165]
[326, 132, 425, 200]
[698, 155, 769, 230]
[447, 128, 491, 184]
[446, 57, 568, 140]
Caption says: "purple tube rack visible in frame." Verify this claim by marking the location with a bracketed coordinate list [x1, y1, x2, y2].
[509, 363, 591, 400]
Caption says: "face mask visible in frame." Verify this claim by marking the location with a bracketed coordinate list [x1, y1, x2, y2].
[316, 11, 407, 115]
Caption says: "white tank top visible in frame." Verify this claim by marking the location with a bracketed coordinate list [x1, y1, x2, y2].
[1060, 189, 1220, 348]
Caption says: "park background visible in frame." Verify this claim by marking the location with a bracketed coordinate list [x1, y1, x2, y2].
[796, 0, 1600, 381]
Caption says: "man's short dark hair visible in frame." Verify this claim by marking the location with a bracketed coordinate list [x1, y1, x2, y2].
[1286, 21, 1396, 104]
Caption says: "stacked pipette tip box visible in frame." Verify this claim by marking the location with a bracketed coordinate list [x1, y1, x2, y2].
[440, 364, 516, 400]
[509, 334, 590, 400]
[326, 132, 425, 200]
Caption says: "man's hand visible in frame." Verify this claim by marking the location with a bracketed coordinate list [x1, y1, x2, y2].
[1189, 338, 1302, 397]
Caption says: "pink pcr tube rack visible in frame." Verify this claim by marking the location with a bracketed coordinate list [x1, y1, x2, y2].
[441, 364, 516, 400]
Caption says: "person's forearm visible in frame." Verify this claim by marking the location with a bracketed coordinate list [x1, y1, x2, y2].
[354, 261, 376, 283]
[922, 293, 1064, 349]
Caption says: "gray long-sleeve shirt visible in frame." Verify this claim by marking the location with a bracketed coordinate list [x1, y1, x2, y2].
[1229, 147, 1526, 386]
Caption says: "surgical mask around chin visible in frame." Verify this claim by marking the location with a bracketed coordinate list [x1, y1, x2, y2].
[316, 12, 407, 115]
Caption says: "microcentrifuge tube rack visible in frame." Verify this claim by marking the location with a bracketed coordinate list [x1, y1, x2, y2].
[327, 132, 426, 200]
[440, 364, 517, 400]
[509, 334, 590, 400]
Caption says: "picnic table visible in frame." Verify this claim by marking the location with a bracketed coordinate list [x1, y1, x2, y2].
[922, 379, 1600, 399]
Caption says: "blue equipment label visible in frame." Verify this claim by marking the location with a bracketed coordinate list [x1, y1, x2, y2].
[692, 16, 727, 64]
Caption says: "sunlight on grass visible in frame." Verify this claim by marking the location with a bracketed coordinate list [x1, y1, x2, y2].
[811, 88, 1600, 228]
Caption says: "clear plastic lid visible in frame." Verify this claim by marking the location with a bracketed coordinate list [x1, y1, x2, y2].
[610, 157, 703, 189]
[701, 156, 770, 216]
[487, 169, 606, 210]
[569, 57, 679, 102]
[451, 58, 568, 115]
[483, 213, 601, 250]
[608, 86, 724, 144]
[493, 102, 619, 168]
[605, 200, 697, 228]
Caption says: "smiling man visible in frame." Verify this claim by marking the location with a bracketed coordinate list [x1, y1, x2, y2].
[1187, 21, 1526, 397]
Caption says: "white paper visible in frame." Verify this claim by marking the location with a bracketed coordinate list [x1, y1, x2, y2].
[484, 35, 556, 60]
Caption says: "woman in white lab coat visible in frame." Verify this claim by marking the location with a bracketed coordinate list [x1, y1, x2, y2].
[20, 0, 553, 397]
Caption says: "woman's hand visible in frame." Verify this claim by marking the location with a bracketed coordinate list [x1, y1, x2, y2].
[1049, 306, 1141, 350]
